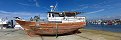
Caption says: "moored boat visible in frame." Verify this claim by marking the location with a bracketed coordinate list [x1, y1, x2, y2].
[0, 18, 8, 29]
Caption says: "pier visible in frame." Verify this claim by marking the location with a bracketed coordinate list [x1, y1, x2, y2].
[0, 29, 121, 40]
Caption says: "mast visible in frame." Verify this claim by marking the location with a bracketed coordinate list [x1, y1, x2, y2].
[50, 5, 58, 38]
[50, 3, 57, 12]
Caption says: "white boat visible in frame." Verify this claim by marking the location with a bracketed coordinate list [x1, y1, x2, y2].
[0, 18, 8, 29]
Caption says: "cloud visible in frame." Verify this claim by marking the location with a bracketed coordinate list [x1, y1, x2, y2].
[0, 10, 12, 13]
[71, 1, 109, 11]
[82, 1, 113, 9]
[33, 0, 40, 7]
[72, 6, 88, 11]
[86, 9, 105, 14]
[16, 0, 40, 7]
[0, 10, 42, 18]
[16, 2, 33, 6]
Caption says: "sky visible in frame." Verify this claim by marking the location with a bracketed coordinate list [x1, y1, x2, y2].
[0, 0, 121, 20]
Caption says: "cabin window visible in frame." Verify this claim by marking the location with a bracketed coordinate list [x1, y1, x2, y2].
[59, 13, 64, 17]
[54, 14, 59, 17]
[52, 14, 54, 17]
[52, 13, 64, 17]
[49, 13, 51, 17]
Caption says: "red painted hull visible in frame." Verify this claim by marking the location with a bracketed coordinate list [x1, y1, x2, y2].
[15, 20, 86, 36]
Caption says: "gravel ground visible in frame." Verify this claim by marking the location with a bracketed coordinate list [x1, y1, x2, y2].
[0, 29, 121, 40]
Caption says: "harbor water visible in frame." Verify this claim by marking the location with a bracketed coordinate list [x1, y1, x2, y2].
[84, 23, 121, 32]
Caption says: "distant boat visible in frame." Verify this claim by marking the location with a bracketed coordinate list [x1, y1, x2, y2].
[0, 18, 8, 29]
[107, 21, 113, 25]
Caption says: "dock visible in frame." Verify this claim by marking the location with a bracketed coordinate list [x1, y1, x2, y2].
[0, 29, 121, 40]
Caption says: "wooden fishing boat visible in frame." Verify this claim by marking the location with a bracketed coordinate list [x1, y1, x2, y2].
[15, 12, 86, 36]
[15, 6, 86, 36]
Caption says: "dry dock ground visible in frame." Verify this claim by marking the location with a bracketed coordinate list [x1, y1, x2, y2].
[0, 29, 121, 40]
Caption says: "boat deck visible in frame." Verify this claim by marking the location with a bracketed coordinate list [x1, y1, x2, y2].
[0, 29, 121, 40]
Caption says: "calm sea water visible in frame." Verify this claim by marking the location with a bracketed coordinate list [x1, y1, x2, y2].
[84, 23, 121, 32]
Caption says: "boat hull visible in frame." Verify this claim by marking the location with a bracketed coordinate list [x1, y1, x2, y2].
[15, 20, 86, 36]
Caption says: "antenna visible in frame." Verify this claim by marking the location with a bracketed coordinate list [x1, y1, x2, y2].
[50, 5, 54, 12]
[50, 2, 58, 12]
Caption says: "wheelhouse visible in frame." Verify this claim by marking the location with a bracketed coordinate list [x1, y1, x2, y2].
[47, 12, 86, 23]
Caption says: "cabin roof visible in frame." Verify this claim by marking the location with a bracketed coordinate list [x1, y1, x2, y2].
[48, 12, 81, 16]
